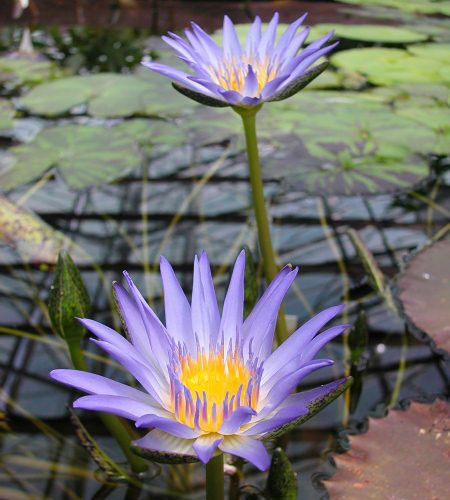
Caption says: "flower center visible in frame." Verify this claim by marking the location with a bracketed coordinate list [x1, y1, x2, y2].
[169, 349, 262, 433]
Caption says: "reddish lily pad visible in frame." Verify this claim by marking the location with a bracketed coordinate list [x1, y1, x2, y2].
[325, 400, 450, 499]
[397, 235, 450, 354]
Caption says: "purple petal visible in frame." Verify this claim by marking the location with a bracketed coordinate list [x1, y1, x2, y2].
[243, 266, 298, 359]
[245, 15, 262, 55]
[73, 394, 155, 421]
[279, 27, 310, 69]
[260, 359, 334, 416]
[262, 305, 344, 383]
[300, 324, 348, 363]
[260, 74, 290, 99]
[218, 88, 243, 105]
[133, 429, 195, 458]
[219, 406, 256, 435]
[258, 12, 280, 59]
[273, 13, 307, 60]
[219, 250, 245, 349]
[162, 34, 197, 63]
[193, 434, 223, 464]
[219, 435, 270, 471]
[199, 251, 220, 343]
[223, 15, 242, 59]
[287, 41, 339, 82]
[243, 65, 259, 97]
[136, 415, 199, 439]
[160, 256, 194, 350]
[190, 22, 222, 65]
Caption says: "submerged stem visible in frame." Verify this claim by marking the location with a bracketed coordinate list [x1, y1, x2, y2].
[67, 340, 147, 474]
[206, 454, 224, 500]
[237, 107, 288, 345]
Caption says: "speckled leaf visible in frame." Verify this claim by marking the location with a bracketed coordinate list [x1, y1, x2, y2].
[0, 124, 141, 190]
[0, 56, 62, 88]
[266, 448, 297, 500]
[0, 194, 79, 264]
[48, 251, 91, 342]
[397, 235, 450, 353]
[324, 400, 449, 499]
[130, 444, 199, 464]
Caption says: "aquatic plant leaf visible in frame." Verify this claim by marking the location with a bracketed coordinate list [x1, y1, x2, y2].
[266, 448, 297, 500]
[324, 400, 449, 499]
[20, 71, 196, 118]
[242, 245, 258, 319]
[130, 444, 199, 464]
[0, 124, 141, 190]
[332, 47, 450, 86]
[0, 194, 79, 264]
[48, 251, 91, 342]
[348, 311, 369, 366]
[0, 99, 15, 132]
[337, 0, 450, 16]
[0, 56, 62, 88]
[309, 23, 427, 44]
[397, 235, 450, 353]
[259, 92, 434, 195]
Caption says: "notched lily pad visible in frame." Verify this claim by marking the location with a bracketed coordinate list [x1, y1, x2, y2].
[259, 92, 434, 195]
[0, 124, 141, 190]
[397, 235, 450, 354]
[309, 23, 428, 44]
[20, 71, 195, 118]
[324, 400, 449, 499]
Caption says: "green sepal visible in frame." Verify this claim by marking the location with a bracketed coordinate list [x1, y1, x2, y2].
[243, 245, 259, 319]
[264, 377, 353, 440]
[266, 448, 297, 500]
[130, 444, 199, 465]
[267, 61, 329, 102]
[172, 83, 229, 108]
[48, 250, 90, 342]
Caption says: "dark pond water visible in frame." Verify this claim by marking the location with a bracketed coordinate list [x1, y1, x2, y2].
[0, 1, 449, 498]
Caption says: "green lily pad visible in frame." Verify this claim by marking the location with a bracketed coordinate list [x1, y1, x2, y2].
[395, 106, 450, 155]
[114, 118, 186, 156]
[309, 23, 428, 44]
[332, 47, 450, 86]
[0, 124, 141, 190]
[20, 71, 195, 118]
[0, 57, 63, 88]
[0, 99, 15, 132]
[338, 0, 450, 16]
[258, 92, 434, 195]
[397, 234, 450, 353]
[371, 83, 450, 108]
[324, 400, 449, 499]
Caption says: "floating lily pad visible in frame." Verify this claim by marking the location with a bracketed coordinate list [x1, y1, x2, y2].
[309, 23, 428, 44]
[0, 124, 141, 190]
[0, 57, 62, 88]
[371, 83, 450, 108]
[0, 99, 15, 132]
[20, 71, 195, 118]
[338, 0, 450, 16]
[324, 400, 449, 499]
[395, 107, 450, 155]
[397, 235, 450, 353]
[332, 47, 450, 86]
[114, 118, 186, 156]
[258, 92, 434, 195]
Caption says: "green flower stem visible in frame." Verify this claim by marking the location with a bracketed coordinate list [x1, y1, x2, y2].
[67, 339, 147, 474]
[236, 107, 289, 345]
[206, 454, 224, 500]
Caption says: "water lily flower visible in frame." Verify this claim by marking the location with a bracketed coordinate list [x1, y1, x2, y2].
[142, 12, 337, 108]
[51, 251, 348, 471]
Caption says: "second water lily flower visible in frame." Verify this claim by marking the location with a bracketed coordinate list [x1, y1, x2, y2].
[142, 12, 337, 108]
[51, 251, 349, 471]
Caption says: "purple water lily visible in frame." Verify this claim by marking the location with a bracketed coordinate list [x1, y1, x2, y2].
[142, 12, 337, 108]
[51, 251, 348, 471]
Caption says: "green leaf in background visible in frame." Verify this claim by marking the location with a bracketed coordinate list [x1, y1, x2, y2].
[337, 0, 450, 16]
[0, 124, 141, 190]
[371, 83, 450, 108]
[259, 92, 434, 195]
[331, 47, 450, 85]
[348, 311, 369, 366]
[48, 250, 91, 342]
[115, 118, 186, 156]
[266, 448, 297, 500]
[20, 70, 196, 118]
[0, 99, 15, 132]
[0, 56, 63, 88]
[309, 23, 428, 44]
